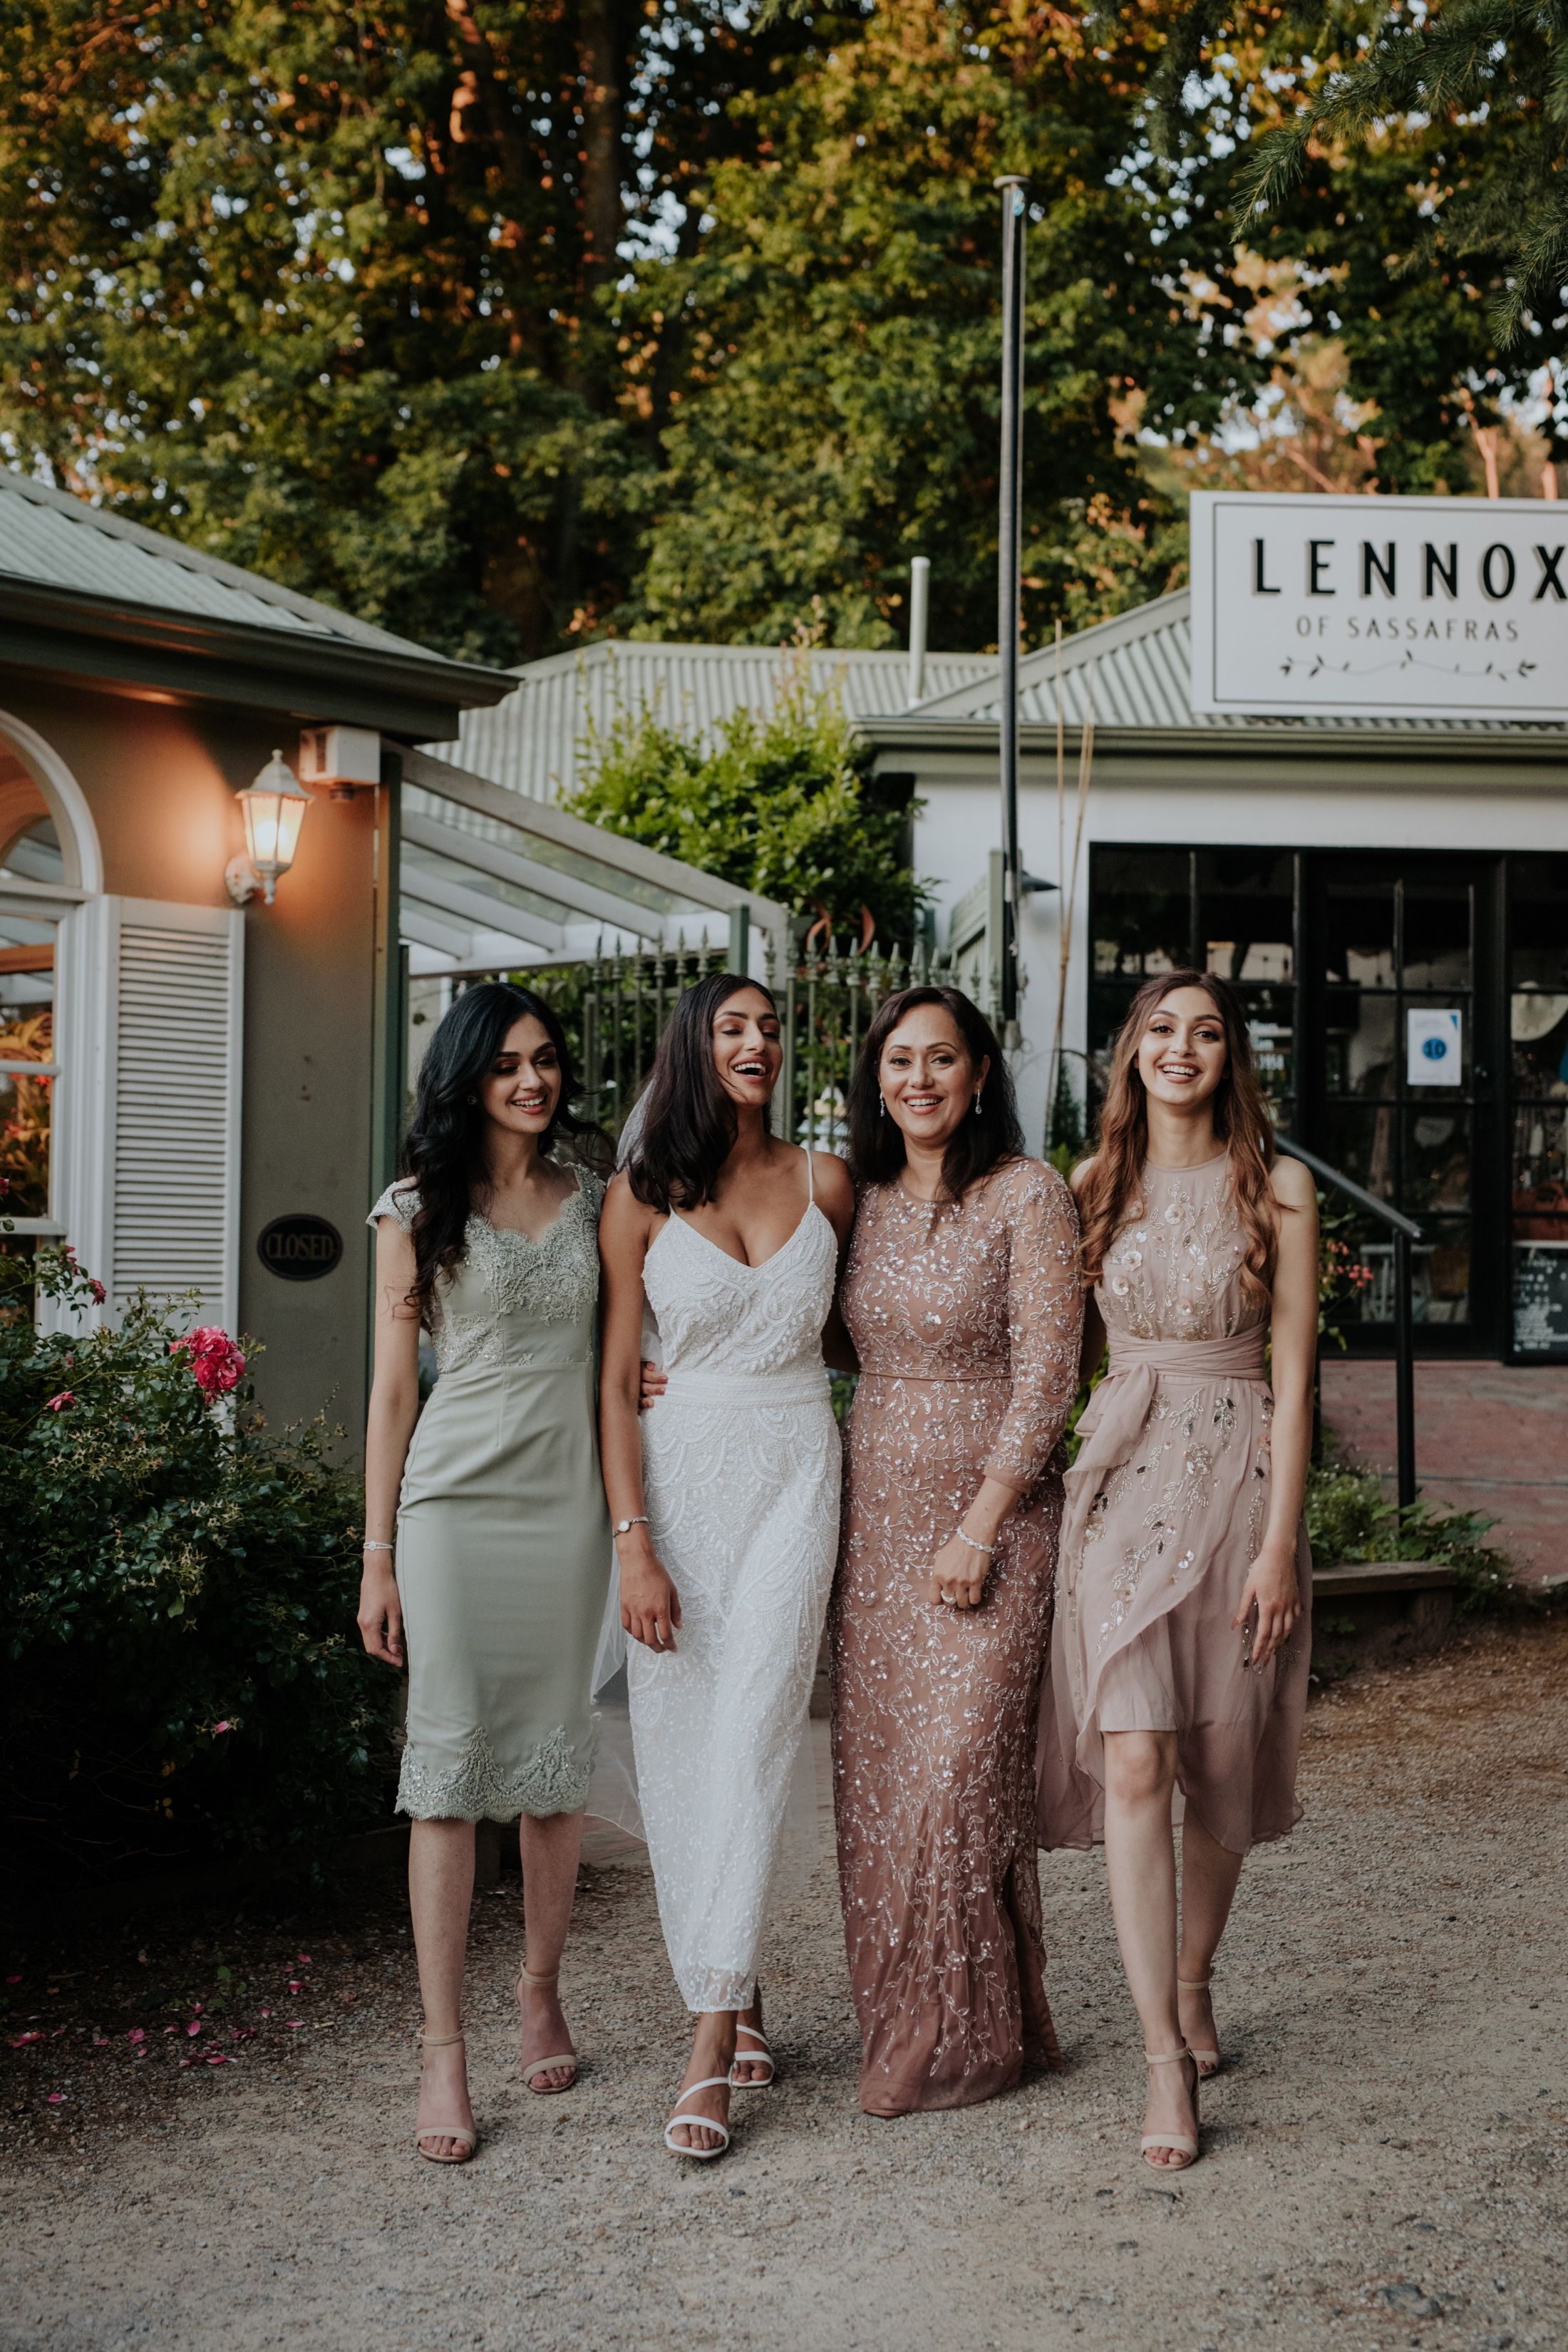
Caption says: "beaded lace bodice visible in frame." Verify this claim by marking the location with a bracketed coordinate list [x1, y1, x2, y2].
[367, 1166, 604, 1374]
[1098, 1155, 1259, 1343]
[642, 1195, 837, 1380]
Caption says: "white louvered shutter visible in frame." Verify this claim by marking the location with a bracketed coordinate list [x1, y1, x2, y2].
[106, 898, 244, 1330]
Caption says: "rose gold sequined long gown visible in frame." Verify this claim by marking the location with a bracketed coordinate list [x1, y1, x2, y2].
[830, 1160, 1083, 2115]
[1037, 1153, 1311, 1856]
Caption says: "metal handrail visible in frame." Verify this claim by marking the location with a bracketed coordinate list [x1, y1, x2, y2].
[1276, 1136, 1423, 1511]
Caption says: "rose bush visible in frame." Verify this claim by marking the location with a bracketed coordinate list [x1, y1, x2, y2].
[0, 1239, 397, 1887]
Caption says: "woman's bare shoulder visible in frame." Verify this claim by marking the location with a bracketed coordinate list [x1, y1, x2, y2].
[1268, 1152, 1316, 1212]
[1068, 1152, 1098, 1197]
[808, 1147, 855, 1209]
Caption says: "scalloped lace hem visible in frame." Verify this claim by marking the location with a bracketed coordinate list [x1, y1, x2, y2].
[396, 1722, 592, 1822]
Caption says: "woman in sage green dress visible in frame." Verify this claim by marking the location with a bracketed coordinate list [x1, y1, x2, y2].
[359, 982, 613, 2164]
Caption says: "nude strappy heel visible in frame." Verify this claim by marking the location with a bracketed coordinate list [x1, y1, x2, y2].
[664, 2076, 733, 2161]
[1177, 1974, 1222, 2078]
[1140, 2046, 1200, 2170]
[517, 1965, 577, 2094]
[728, 2022, 776, 2089]
[413, 2030, 478, 2163]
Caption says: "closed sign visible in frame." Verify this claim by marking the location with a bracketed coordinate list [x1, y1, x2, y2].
[257, 1214, 344, 1281]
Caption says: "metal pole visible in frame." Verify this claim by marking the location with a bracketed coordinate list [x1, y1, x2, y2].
[995, 174, 1027, 1043]
[1393, 1224, 1417, 1514]
[907, 556, 930, 706]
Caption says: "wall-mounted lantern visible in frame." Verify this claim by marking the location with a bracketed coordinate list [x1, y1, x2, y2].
[226, 750, 313, 907]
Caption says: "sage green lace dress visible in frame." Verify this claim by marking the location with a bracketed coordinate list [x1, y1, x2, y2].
[368, 1169, 611, 1821]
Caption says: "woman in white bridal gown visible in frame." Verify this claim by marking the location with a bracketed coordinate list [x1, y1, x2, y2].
[599, 971, 854, 2159]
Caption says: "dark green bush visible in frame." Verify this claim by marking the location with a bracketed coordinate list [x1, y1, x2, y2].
[0, 1241, 396, 1885]
[1304, 1455, 1516, 1614]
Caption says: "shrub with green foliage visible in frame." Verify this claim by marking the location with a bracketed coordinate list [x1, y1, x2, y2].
[565, 661, 925, 947]
[0, 1241, 396, 1885]
[1304, 1457, 1515, 1616]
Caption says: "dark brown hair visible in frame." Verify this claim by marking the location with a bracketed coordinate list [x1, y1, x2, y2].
[845, 985, 1023, 1198]
[628, 971, 780, 1212]
[1076, 969, 1277, 1306]
[401, 981, 607, 1328]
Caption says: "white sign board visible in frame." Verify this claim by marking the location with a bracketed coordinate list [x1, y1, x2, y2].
[1407, 1007, 1462, 1087]
[1189, 491, 1568, 720]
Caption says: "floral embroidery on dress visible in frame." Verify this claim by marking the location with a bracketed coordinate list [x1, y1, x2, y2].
[367, 1167, 603, 1374]
[397, 1721, 592, 1822]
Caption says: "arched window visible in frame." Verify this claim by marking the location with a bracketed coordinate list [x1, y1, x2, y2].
[0, 757, 69, 1244]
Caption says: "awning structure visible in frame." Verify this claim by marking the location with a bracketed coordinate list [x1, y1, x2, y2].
[398, 749, 789, 976]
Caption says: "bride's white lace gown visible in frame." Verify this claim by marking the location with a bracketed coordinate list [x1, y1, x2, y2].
[629, 1150, 840, 2013]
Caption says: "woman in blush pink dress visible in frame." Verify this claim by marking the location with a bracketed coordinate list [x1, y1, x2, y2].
[1038, 969, 1318, 2172]
[831, 986, 1082, 2117]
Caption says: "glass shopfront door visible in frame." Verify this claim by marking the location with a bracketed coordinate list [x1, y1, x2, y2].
[1296, 853, 1502, 1355]
[1088, 845, 1509, 1358]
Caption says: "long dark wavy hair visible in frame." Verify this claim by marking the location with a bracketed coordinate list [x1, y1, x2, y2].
[846, 985, 1023, 1198]
[401, 981, 609, 1327]
[628, 970, 780, 1212]
[1076, 969, 1277, 1309]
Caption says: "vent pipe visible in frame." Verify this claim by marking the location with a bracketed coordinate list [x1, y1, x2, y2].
[907, 556, 930, 705]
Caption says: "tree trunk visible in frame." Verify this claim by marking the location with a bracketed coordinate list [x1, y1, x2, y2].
[578, 0, 623, 294]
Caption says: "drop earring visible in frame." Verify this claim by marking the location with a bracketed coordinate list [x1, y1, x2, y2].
[972, 1090, 983, 1118]
[878, 1094, 887, 1120]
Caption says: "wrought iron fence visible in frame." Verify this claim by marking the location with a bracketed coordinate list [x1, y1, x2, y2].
[509, 932, 989, 1148]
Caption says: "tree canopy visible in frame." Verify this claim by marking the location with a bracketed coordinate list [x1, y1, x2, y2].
[0, 1, 1557, 666]
[1157, 0, 1565, 490]
[564, 659, 922, 940]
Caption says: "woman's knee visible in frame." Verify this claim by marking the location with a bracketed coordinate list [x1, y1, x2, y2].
[1103, 1731, 1177, 1809]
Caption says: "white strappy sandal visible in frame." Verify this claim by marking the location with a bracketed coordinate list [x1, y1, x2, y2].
[1140, 2046, 1200, 2171]
[729, 2022, 776, 2089]
[517, 1965, 578, 2094]
[664, 2076, 733, 2161]
[413, 2030, 478, 2164]
[1177, 1974, 1222, 2078]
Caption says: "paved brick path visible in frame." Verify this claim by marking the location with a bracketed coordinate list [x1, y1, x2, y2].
[1320, 1357, 1568, 1584]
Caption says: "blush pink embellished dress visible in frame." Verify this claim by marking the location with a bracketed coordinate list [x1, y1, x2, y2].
[831, 1159, 1082, 2115]
[1037, 1152, 1311, 1857]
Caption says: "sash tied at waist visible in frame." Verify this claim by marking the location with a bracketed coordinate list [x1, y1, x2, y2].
[1063, 1325, 1269, 1522]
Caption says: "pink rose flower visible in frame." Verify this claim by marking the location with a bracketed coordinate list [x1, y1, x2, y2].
[88, 1279, 106, 1304]
[44, 1391, 74, 1413]
[170, 1326, 246, 1399]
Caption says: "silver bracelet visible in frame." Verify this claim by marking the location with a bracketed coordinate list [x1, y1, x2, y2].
[613, 1516, 650, 1539]
[956, 1527, 996, 1557]
[363, 1539, 396, 1554]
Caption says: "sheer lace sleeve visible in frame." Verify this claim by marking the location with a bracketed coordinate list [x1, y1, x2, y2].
[983, 1161, 1083, 1493]
[367, 1180, 419, 1231]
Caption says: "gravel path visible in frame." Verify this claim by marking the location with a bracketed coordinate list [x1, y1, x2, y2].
[4, 1617, 1566, 2352]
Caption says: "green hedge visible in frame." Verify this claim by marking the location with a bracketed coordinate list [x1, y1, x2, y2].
[0, 1240, 396, 1886]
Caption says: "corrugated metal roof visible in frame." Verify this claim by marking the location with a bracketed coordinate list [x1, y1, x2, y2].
[0, 469, 435, 656]
[909, 589, 1565, 738]
[430, 640, 994, 801]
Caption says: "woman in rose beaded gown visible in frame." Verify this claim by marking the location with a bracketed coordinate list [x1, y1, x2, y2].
[830, 986, 1083, 2116]
[1037, 971, 1317, 2172]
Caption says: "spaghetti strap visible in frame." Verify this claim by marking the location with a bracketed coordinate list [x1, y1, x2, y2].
[805, 1147, 815, 1207]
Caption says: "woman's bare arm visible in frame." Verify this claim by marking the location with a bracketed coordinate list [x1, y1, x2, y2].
[597, 1173, 681, 1651]
[1235, 1155, 1319, 1670]
[358, 1215, 422, 1668]
[813, 1151, 861, 1375]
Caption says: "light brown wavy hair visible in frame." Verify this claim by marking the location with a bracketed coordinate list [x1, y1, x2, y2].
[1077, 969, 1279, 1311]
